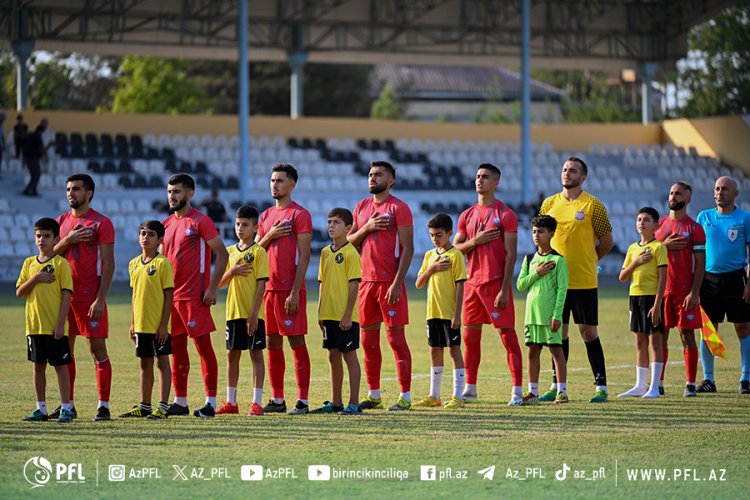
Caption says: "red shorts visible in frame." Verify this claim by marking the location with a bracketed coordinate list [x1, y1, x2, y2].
[463, 280, 515, 329]
[264, 289, 308, 336]
[663, 292, 702, 330]
[358, 281, 409, 329]
[171, 300, 216, 338]
[68, 300, 109, 338]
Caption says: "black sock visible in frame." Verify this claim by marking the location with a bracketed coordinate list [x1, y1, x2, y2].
[585, 337, 607, 386]
[552, 337, 570, 384]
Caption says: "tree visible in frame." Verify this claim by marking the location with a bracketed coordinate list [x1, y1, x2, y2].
[678, 0, 750, 117]
[370, 82, 405, 120]
[0, 54, 14, 109]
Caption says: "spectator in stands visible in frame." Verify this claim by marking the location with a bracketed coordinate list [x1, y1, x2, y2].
[200, 190, 230, 224]
[38, 118, 55, 172]
[0, 112, 5, 178]
[21, 125, 45, 197]
[13, 114, 28, 159]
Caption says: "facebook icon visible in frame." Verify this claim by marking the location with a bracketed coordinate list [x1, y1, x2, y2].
[420, 465, 436, 481]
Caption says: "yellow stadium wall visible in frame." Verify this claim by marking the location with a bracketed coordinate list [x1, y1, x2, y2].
[663, 116, 750, 173]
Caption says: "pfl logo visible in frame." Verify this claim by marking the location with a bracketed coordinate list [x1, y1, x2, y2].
[24, 456, 85, 489]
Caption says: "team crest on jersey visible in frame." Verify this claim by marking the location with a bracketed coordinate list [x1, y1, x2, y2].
[728, 228, 738, 241]
[575, 211, 585, 221]
[184, 227, 196, 236]
[387, 309, 397, 318]
[89, 320, 99, 328]
[187, 319, 197, 328]
[687, 314, 695, 321]
[244, 253, 255, 264]
[146, 264, 157, 276]
[492, 216, 501, 225]
[491, 311, 500, 319]
[283, 319, 293, 327]
[43, 264, 55, 274]
[335, 253, 344, 264]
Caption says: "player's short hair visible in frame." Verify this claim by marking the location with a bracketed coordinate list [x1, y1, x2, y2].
[427, 213, 453, 232]
[66, 173, 96, 201]
[531, 215, 557, 232]
[138, 219, 165, 238]
[638, 206, 660, 222]
[328, 207, 353, 226]
[34, 217, 60, 238]
[477, 163, 501, 179]
[236, 205, 260, 223]
[272, 163, 298, 183]
[168, 173, 195, 191]
[371, 160, 396, 179]
[567, 156, 588, 176]
[674, 180, 692, 193]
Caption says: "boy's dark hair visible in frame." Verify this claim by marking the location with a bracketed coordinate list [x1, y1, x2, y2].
[168, 173, 196, 191]
[272, 163, 298, 183]
[427, 213, 453, 232]
[371, 160, 396, 179]
[236, 204, 260, 222]
[138, 219, 165, 238]
[567, 156, 588, 176]
[675, 180, 692, 193]
[477, 163, 501, 179]
[328, 207, 353, 226]
[34, 217, 60, 238]
[638, 206, 660, 222]
[531, 215, 557, 232]
[66, 173, 96, 201]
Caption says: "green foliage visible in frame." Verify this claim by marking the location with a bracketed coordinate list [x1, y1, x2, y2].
[111, 56, 204, 114]
[0, 54, 14, 109]
[370, 82, 405, 120]
[305, 64, 371, 117]
[678, 0, 750, 117]
[28, 59, 72, 110]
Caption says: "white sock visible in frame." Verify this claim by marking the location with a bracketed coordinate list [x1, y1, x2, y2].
[227, 387, 237, 404]
[272, 397, 285, 404]
[60, 402, 71, 411]
[557, 382, 567, 395]
[528, 382, 539, 395]
[206, 396, 217, 408]
[400, 392, 411, 403]
[618, 366, 648, 397]
[463, 383, 476, 395]
[643, 362, 664, 398]
[253, 388, 263, 405]
[175, 396, 188, 406]
[98, 400, 109, 409]
[36, 401, 47, 415]
[299, 399, 309, 405]
[512, 386, 522, 398]
[549, 383, 556, 391]
[69, 399, 74, 408]
[369, 389, 381, 400]
[453, 368, 465, 398]
[595, 385, 608, 392]
[430, 366, 444, 399]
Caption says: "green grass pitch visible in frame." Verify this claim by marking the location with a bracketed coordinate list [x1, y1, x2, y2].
[1, 287, 748, 498]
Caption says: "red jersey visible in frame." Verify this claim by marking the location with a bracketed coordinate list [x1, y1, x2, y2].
[57, 209, 115, 304]
[655, 215, 706, 294]
[162, 208, 219, 301]
[257, 202, 312, 291]
[353, 195, 413, 282]
[457, 200, 518, 285]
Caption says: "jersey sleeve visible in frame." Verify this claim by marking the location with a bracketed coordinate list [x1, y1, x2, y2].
[296, 209, 313, 234]
[553, 257, 569, 321]
[418, 251, 431, 277]
[655, 243, 668, 267]
[346, 248, 362, 281]
[99, 217, 115, 245]
[58, 258, 73, 292]
[502, 206, 519, 233]
[516, 255, 538, 291]
[317, 249, 326, 282]
[622, 244, 634, 270]
[16, 258, 31, 288]
[591, 198, 613, 237]
[256, 247, 270, 281]
[745, 213, 750, 245]
[198, 214, 220, 241]
[256, 211, 267, 240]
[224, 247, 234, 273]
[395, 201, 413, 227]
[452, 251, 467, 282]
[456, 210, 468, 238]
[128, 259, 136, 288]
[693, 224, 706, 252]
[160, 259, 175, 289]
[539, 196, 553, 216]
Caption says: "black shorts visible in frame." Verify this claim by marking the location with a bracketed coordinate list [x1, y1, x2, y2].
[27, 335, 72, 366]
[322, 320, 359, 352]
[134, 333, 173, 358]
[225, 319, 266, 351]
[426, 319, 462, 348]
[563, 288, 598, 326]
[700, 270, 750, 325]
[629, 296, 664, 334]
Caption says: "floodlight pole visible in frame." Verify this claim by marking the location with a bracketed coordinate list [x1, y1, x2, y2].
[640, 62, 658, 124]
[520, 0, 531, 206]
[12, 40, 34, 111]
[238, 0, 250, 204]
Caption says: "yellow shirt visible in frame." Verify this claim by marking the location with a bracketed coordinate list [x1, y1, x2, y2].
[129, 253, 174, 333]
[419, 246, 467, 320]
[623, 239, 668, 296]
[540, 191, 612, 289]
[225, 243, 269, 321]
[318, 243, 361, 322]
[17, 254, 73, 335]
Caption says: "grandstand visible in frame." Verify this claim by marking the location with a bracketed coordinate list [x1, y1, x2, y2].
[3, 117, 747, 284]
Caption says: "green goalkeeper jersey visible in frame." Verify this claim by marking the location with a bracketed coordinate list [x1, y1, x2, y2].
[516, 250, 569, 326]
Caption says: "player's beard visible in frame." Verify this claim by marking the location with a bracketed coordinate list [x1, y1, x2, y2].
[562, 178, 581, 189]
[68, 199, 83, 209]
[169, 197, 187, 213]
[669, 200, 685, 211]
[369, 183, 387, 194]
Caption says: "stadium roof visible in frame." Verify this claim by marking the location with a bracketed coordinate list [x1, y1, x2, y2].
[0, 0, 738, 71]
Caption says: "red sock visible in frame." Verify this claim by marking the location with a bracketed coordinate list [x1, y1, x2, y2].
[69, 355, 76, 401]
[661, 344, 668, 381]
[193, 334, 218, 398]
[361, 329, 382, 391]
[292, 344, 311, 401]
[386, 329, 412, 393]
[171, 334, 190, 398]
[500, 329, 523, 386]
[685, 347, 698, 383]
[95, 357, 112, 402]
[463, 328, 482, 385]
[268, 348, 286, 400]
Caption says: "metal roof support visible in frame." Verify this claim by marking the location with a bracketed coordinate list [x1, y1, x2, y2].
[12, 40, 33, 111]
[520, 0, 531, 206]
[239, 0, 250, 203]
[640, 62, 658, 125]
